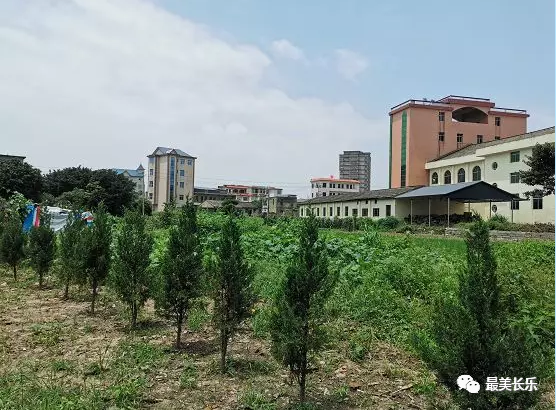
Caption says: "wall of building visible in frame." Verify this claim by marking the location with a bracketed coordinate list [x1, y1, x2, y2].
[389, 99, 528, 189]
[426, 131, 555, 224]
[148, 155, 195, 211]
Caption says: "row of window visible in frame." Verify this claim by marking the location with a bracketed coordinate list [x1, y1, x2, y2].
[312, 183, 355, 189]
[509, 197, 543, 210]
[432, 166, 482, 184]
[438, 133, 501, 144]
[149, 168, 190, 177]
[149, 181, 187, 188]
[438, 112, 501, 126]
[300, 205, 392, 218]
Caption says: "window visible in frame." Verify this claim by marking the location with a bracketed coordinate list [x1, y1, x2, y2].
[472, 166, 481, 181]
[337, 207, 340, 216]
[431, 172, 438, 185]
[457, 133, 463, 143]
[510, 172, 520, 183]
[149, 193, 153, 199]
[511, 196, 520, 210]
[492, 162, 498, 170]
[439, 112, 445, 121]
[323, 207, 326, 217]
[345, 206, 349, 217]
[149, 181, 154, 187]
[365, 200, 368, 204]
[187, 159, 192, 166]
[180, 158, 185, 165]
[400, 165, 406, 187]
[352, 209, 358, 217]
[386, 205, 391, 217]
[457, 168, 465, 183]
[374, 199, 378, 204]
[495, 116, 501, 126]
[438, 132, 445, 142]
[322, 192, 327, 197]
[444, 170, 451, 184]
[477, 135, 483, 144]
[179, 195, 184, 200]
[179, 170, 185, 177]
[495, 136, 500, 140]
[179, 182, 184, 188]
[510, 151, 520, 163]
[372, 208, 379, 217]
[323, 183, 327, 188]
[311, 183, 314, 188]
[329, 207, 333, 216]
[533, 197, 543, 210]
[362, 208, 369, 217]
[316, 208, 320, 216]
[149, 169, 154, 175]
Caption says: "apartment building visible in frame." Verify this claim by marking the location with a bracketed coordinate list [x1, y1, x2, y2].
[147, 147, 196, 211]
[268, 194, 298, 216]
[193, 187, 234, 204]
[339, 150, 371, 191]
[389, 95, 528, 189]
[113, 165, 145, 196]
[426, 127, 555, 224]
[311, 176, 360, 198]
[218, 184, 283, 202]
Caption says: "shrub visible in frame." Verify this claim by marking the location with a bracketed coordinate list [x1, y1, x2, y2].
[28, 210, 56, 288]
[0, 215, 25, 280]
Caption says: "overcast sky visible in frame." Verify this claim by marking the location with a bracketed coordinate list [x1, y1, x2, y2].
[1, 0, 554, 198]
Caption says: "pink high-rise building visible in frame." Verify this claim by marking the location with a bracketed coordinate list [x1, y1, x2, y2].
[388, 95, 528, 188]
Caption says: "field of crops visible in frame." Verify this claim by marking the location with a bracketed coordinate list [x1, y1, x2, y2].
[1, 212, 554, 409]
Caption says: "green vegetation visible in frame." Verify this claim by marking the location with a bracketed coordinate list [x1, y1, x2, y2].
[0, 207, 553, 408]
[28, 211, 56, 288]
[269, 215, 337, 403]
[58, 211, 86, 298]
[0, 215, 25, 280]
[111, 210, 154, 328]
[157, 201, 204, 348]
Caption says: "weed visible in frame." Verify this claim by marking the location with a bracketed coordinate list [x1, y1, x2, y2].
[30, 322, 63, 347]
[238, 388, 276, 410]
[179, 360, 198, 389]
[332, 385, 349, 403]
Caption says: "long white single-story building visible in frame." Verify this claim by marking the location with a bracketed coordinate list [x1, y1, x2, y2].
[298, 182, 525, 226]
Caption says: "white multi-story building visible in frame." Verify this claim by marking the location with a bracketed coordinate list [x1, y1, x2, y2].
[310, 176, 360, 198]
[147, 147, 196, 212]
[218, 184, 283, 202]
[425, 126, 555, 223]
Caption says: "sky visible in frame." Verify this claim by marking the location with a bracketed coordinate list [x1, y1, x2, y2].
[0, 0, 554, 198]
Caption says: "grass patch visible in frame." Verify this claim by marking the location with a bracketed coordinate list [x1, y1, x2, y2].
[30, 322, 64, 347]
[238, 388, 277, 410]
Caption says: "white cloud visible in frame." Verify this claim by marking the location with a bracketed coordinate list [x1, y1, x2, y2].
[270, 39, 305, 61]
[0, 0, 386, 198]
[334, 49, 369, 81]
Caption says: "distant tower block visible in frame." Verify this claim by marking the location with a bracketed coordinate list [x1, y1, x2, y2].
[339, 151, 371, 191]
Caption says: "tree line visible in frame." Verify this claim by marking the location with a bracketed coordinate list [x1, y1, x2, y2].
[0, 198, 548, 408]
[0, 161, 144, 215]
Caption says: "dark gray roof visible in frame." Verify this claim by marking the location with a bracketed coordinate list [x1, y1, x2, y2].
[395, 181, 517, 202]
[301, 186, 420, 205]
[429, 126, 555, 162]
[149, 147, 196, 158]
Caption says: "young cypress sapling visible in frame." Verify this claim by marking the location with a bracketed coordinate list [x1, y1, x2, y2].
[269, 213, 337, 403]
[111, 210, 153, 328]
[157, 200, 203, 348]
[28, 208, 56, 288]
[58, 211, 86, 299]
[0, 215, 25, 280]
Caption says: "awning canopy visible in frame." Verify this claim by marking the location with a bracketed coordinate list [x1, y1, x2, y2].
[395, 181, 518, 203]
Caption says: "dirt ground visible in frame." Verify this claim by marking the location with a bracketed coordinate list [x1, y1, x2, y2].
[0, 269, 548, 410]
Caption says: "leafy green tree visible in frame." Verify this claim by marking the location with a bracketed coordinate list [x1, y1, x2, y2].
[89, 169, 136, 216]
[81, 205, 112, 314]
[28, 210, 56, 288]
[0, 215, 25, 280]
[520, 142, 555, 197]
[56, 188, 92, 210]
[159, 199, 177, 227]
[211, 215, 253, 373]
[111, 210, 153, 328]
[58, 211, 86, 299]
[269, 214, 337, 403]
[220, 198, 239, 216]
[43, 166, 93, 197]
[415, 219, 543, 409]
[0, 160, 43, 202]
[157, 201, 203, 347]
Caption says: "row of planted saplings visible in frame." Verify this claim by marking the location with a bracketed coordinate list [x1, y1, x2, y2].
[0, 203, 334, 404]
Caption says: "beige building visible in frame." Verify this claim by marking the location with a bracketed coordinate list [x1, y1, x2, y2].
[311, 176, 360, 198]
[268, 194, 298, 216]
[147, 147, 196, 212]
[426, 127, 555, 224]
[218, 184, 283, 202]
